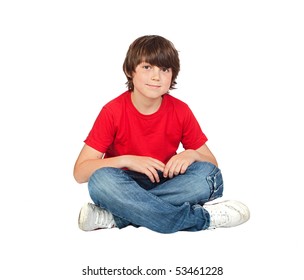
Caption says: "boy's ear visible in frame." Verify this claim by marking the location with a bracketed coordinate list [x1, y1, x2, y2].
[125, 71, 133, 78]
[123, 67, 132, 78]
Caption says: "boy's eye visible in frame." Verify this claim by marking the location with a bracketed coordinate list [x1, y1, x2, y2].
[142, 64, 151, 69]
[141, 64, 171, 72]
[161, 67, 170, 72]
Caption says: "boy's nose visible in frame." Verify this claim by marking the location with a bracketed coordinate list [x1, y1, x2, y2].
[151, 67, 160, 80]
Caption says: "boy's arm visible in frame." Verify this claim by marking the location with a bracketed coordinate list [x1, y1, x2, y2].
[73, 144, 165, 184]
[73, 144, 125, 184]
[163, 144, 218, 179]
[195, 144, 218, 167]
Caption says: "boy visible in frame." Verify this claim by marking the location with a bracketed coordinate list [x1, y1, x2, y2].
[74, 35, 250, 233]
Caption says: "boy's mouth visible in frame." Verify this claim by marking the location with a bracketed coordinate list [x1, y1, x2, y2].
[146, 84, 161, 88]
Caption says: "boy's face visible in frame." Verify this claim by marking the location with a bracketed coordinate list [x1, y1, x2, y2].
[132, 62, 172, 99]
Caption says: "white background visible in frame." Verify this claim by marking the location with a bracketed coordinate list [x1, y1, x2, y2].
[1, 0, 303, 279]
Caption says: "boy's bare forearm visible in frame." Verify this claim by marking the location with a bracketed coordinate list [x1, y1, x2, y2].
[74, 155, 166, 184]
[73, 156, 126, 184]
[196, 151, 218, 167]
[195, 145, 218, 167]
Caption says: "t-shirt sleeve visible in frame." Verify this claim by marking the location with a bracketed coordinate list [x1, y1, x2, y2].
[181, 106, 208, 150]
[84, 107, 115, 153]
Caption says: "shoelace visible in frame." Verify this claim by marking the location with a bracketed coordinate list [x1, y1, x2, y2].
[94, 208, 114, 229]
[210, 210, 230, 228]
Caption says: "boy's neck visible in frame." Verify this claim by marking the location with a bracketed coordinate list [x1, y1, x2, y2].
[131, 91, 163, 115]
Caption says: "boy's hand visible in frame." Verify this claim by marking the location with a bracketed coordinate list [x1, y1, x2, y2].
[163, 150, 199, 179]
[124, 156, 165, 183]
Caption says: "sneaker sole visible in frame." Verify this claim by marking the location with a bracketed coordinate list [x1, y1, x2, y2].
[78, 203, 92, 231]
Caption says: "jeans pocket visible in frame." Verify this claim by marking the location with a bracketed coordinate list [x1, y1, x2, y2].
[206, 168, 224, 201]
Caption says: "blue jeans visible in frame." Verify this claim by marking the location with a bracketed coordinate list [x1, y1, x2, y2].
[88, 161, 223, 233]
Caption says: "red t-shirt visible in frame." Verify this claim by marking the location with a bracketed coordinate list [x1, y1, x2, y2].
[84, 91, 208, 164]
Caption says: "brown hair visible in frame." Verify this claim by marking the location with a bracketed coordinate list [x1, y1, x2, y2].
[123, 35, 180, 91]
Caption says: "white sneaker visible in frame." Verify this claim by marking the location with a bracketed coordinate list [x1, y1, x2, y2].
[78, 203, 116, 231]
[203, 200, 250, 229]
